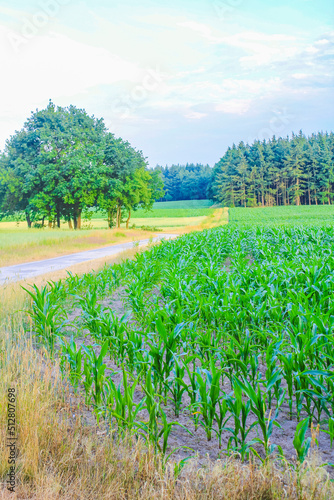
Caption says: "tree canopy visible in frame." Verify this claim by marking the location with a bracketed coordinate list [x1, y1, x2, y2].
[209, 131, 334, 207]
[1, 109, 333, 227]
[154, 163, 212, 201]
[0, 101, 163, 228]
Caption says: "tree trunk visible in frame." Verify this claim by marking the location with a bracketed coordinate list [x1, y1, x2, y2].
[26, 212, 32, 228]
[126, 209, 131, 229]
[48, 220, 52, 228]
[57, 212, 61, 228]
[68, 219, 73, 229]
[116, 205, 121, 228]
[276, 184, 279, 206]
[108, 208, 113, 229]
[284, 183, 287, 206]
[73, 209, 81, 229]
[295, 178, 300, 206]
[308, 187, 311, 205]
[41, 217, 45, 227]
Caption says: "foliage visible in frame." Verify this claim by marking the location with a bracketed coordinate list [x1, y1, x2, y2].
[0, 101, 161, 229]
[154, 163, 212, 201]
[209, 131, 334, 207]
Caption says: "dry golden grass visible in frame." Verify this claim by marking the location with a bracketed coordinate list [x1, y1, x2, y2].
[1, 232, 334, 499]
[0, 209, 224, 268]
[0, 227, 159, 267]
[169, 207, 229, 235]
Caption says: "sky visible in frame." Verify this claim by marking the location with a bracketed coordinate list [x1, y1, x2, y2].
[0, 0, 333, 167]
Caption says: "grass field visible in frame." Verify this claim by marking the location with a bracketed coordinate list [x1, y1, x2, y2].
[89, 199, 216, 220]
[0, 227, 161, 267]
[230, 205, 334, 225]
[0, 201, 223, 267]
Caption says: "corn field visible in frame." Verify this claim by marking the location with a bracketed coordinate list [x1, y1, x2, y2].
[25, 214, 334, 474]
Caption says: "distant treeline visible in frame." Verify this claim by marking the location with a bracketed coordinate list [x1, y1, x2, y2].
[209, 131, 334, 207]
[154, 164, 212, 201]
[1, 108, 332, 229]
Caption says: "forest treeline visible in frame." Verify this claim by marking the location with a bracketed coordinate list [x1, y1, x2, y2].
[0, 101, 163, 228]
[209, 131, 334, 207]
[154, 164, 212, 201]
[1, 100, 333, 230]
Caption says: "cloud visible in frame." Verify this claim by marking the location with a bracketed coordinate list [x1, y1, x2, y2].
[215, 99, 252, 115]
[0, 25, 145, 123]
[185, 111, 208, 120]
[178, 21, 214, 40]
[292, 73, 310, 79]
[0, 2, 332, 164]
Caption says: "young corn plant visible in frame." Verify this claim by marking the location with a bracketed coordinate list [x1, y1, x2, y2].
[147, 339, 167, 398]
[98, 311, 131, 362]
[124, 277, 150, 320]
[23, 284, 67, 357]
[225, 381, 257, 460]
[167, 354, 187, 416]
[265, 339, 284, 408]
[214, 394, 231, 450]
[293, 417, 312, 461]
[321, 417, 334, 448]
[83, 357, 93, 407]
[138, 372, 192, 459]
[124, 329, 144, 371]
[147, 319, 180, 403]
[278, 351, 295, 419]
[297, 370, 332, 424]
[193, 358, 222, 441]
[102, 366, 144, 433]
[83, 340, 109, 421]
[235, 372, 285, 459]
[177, 356, 201, 431]
[76, 286, 104, 337]
[59, 337, 83, 391]
[293, 417, 312, 500]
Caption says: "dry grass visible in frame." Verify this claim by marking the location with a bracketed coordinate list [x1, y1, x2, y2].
[1, 232, 334, 499]
[0, 209, 225, 268]
[170, 208, 229, 235]
[0, 227, 158, 267]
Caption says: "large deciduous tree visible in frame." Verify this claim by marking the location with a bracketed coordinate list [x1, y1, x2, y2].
[0, 102, 164, 229]
[98, 134, 163, 228]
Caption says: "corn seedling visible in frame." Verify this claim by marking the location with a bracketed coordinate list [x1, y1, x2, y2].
[193, 359, 222, 441]
[59, 337, 83, 391]
[225, 381, 257, 460]
[102, 366, 144, 433]
[235, 373, 285, 458]
[83, 340, 109, 419]
[23, 284, 67, 356]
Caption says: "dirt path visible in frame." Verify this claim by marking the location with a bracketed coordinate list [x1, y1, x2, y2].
[0, 234, 177, 285]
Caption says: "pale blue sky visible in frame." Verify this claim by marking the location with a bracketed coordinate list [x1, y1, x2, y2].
[0, 0, 333, 166]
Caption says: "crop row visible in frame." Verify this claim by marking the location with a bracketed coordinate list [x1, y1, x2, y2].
[25, 224, 334, 466]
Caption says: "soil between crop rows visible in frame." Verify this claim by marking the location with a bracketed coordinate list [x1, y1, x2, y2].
[64, 285, 334, 467]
